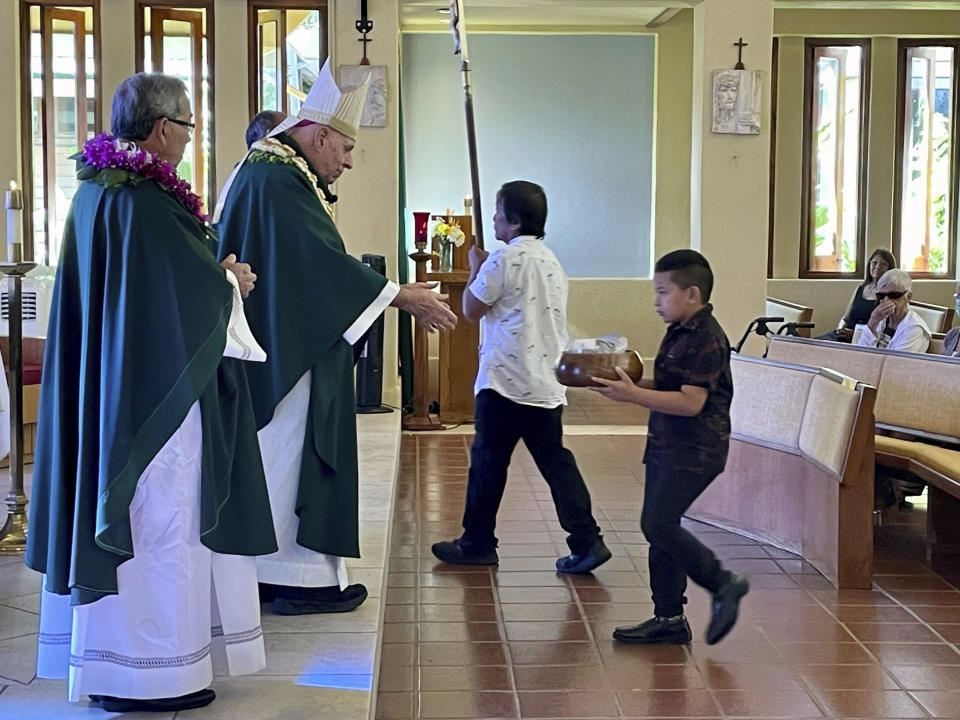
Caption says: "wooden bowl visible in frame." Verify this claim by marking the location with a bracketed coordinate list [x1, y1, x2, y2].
[555, 350, 644, 388]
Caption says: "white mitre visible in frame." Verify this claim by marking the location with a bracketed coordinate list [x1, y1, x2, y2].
[212, 58, 370, 222]
[269, 58, 371, 141]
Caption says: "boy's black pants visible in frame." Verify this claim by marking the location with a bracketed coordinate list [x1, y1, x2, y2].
[460, 389, 601, 556]
[641, 460, 732, 618]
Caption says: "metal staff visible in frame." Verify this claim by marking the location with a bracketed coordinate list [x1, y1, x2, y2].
[449, 0, 484, 250]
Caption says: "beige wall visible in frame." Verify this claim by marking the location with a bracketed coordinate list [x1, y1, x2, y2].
[567, 10, 695, 361]
[768, 9, 959, 335]
[333, 2, 401, 392]
[0, 0, 20, 218]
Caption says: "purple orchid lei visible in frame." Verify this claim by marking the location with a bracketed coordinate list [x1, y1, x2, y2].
[81, 133, 207, 223]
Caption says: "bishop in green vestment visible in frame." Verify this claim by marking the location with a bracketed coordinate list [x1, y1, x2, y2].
[214, 59, 456, 615]
[25, 73, 276, 713]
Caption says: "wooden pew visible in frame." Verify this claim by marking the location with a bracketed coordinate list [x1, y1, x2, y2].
[687, 355, 876, 589]
[766, 297, 814, 337]
[767, 336, 960, 575]
[909, 301, 955, 334]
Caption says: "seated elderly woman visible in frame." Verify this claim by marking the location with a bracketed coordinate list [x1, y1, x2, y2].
[854, 268, 931, 353]
[819, 248, 897, 343]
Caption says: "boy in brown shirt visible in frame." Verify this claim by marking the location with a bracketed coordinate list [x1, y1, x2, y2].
[593, 249, 748, 645]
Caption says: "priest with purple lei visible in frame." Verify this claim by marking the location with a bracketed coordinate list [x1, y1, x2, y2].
[25, 73, 277, 713]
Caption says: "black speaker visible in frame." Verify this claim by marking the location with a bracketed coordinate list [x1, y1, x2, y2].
[356, 254, 392, 414]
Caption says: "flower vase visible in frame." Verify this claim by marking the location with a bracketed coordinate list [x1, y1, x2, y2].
[439, 242, 454, 272]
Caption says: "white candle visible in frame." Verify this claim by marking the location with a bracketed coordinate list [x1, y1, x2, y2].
[5, 181, 23, 263]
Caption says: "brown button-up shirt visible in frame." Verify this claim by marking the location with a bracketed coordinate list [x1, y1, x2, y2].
[644, 303, 733, 475]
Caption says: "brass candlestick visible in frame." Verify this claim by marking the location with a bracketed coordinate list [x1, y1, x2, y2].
[0, 261, 37, 553]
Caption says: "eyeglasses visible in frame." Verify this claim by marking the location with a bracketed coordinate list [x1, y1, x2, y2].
[165, 117, 195, 134]
[876, 291, 907, 300]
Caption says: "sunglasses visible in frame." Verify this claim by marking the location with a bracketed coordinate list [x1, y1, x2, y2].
[876, 291, 906, 300]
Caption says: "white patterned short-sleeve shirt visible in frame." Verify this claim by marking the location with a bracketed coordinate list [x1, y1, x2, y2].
[469, 235, 568, 408]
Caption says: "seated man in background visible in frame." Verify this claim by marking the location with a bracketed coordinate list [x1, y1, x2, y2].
[855, 269, 930, 354]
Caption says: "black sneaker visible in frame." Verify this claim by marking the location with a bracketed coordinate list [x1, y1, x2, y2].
[555, 537, 612, 574]
[705, 574, 750, 645]
[90, 689, 216, 712]
[272, 583, 368, 615]
[613, 616, 692, 644]
[431, 538, 499, 566]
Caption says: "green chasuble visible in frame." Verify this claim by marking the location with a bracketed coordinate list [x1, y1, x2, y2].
[215, 134, 389, 559]
[25, 170, 277, 606]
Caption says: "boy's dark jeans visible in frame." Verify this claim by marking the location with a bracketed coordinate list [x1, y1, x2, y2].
[641, 460, 731, 618]
[460, 389, 602, 556]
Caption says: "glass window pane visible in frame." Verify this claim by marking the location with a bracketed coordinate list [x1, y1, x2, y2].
[286, 10, 323, 115]
[29, 8, 44, 261]
[808, 45, 864, 274]
[23, 3, 99, 266]
[143, 9, 211, 206]
[898, 46, 954, 275]
[259, 18, 280, 111]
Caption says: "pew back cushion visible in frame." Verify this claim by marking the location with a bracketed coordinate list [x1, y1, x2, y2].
[730, 356, 865, 481]
[874, 355, 960, 438]
[800, 375, 860, 477]
[730, 360, 813, 453]
[767, 339, 885, 387]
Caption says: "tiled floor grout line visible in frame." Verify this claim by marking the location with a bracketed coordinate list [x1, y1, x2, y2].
[793, 582, 937, 719]
[0, 674, 32, 686]
[380, 435, 960, 720]
[481, 435, 524, 720]
[413, 434, 423, 720]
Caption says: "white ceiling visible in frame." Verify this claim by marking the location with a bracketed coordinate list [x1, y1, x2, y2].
[399, 1, 685, 32]
[399, 0, 960, 32]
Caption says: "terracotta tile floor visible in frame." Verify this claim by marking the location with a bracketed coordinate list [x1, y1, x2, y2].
[377, 433, 960, 719]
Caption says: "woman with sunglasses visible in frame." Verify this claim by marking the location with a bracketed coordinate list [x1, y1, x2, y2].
[854, 268, 931, 353]
[819, 248, 897, 342]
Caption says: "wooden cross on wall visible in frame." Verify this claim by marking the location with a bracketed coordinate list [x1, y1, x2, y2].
[734, 37, 748, 70]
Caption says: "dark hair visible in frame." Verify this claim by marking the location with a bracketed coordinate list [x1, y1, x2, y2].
[654, 249, 714, 303]
[111, 72, 187, 141]
[496, 181, 547, 238]
[864, 248, 897, 282]
[246, 110, 286, 148]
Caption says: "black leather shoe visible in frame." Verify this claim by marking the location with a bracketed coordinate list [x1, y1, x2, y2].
[272, 583, 368, 615]
[258, 582, 278, 604]
[90, 689, 216, 712]
[613, 616, 692, 645]
[431, 538, 498, 566]
[555, 537, 612, 574]
[705, 574, 750, 645]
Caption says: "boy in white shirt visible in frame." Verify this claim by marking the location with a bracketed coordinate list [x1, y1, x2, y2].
[431, 181, 611, 574]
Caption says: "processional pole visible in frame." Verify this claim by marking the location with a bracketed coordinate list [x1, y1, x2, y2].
[449, 0, 484, 250]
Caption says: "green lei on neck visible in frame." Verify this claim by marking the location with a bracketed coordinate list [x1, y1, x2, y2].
[248, 137, 335, 220]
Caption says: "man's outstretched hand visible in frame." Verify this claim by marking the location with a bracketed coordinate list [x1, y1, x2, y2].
[393, 282, 458, 333]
